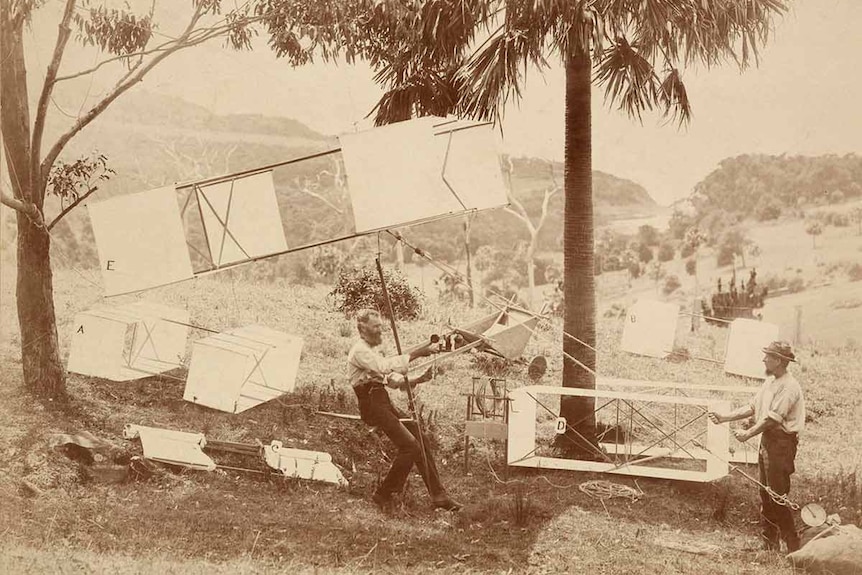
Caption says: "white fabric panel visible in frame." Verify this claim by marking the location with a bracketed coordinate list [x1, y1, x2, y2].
[620, 299, 680, 358]
[131, 425, 215, 471]
[124, 302, 190, 376]
[184, 342, 248, 412]
[263, 441, 347, 486]
[433, 121, 507, 212]
[67, 311, 130, 381]
[232, 325, 304, 413]
[341, 117, 455, 233]
[89, 186, 194, 296]
[184, 324, 304, 414]
[724, 319, 780, 379]
[340, 117, 507, 233]
[197, 171, 287, 266]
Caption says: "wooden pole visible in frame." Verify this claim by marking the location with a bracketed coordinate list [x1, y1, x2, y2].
[375, 257, 428, 469]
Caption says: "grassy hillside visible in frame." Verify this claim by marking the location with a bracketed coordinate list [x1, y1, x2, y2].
[1, 257, 860, 573]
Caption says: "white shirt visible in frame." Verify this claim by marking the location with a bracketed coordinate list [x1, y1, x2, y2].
[347, 338, 410, 388]
[750, 372, 805, 434]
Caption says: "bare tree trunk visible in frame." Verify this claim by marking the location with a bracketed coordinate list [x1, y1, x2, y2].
[17, 218, 66, 398]
[463, 219, 474, 307]
[2, 5, 66, 400]
[526, 234, 536, 309]
[558, 49, 597, 455]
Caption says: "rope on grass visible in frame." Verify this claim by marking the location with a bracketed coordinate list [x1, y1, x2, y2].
[578, 480, 643, 502]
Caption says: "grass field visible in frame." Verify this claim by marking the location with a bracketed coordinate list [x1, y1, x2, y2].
[1, 247, 860, 574]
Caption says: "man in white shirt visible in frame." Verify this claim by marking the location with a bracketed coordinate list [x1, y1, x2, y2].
[348, 309, 461, 511]
[709, 340, 804, 552]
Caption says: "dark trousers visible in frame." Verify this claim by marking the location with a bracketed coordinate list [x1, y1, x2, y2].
[354, 383, 445, 498]
[758, 430, 800, 551]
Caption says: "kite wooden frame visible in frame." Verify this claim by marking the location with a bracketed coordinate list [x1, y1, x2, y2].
[597, 378, 761, 464]
[507, 385, 732, 482]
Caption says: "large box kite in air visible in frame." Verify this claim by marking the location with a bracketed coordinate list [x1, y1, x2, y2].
[89, 186, 194, 297]
[67, 301, 190, 381]
[87, 118, 506, 296]
[183, 324, 303, 414]
[339, 117, 508, 233]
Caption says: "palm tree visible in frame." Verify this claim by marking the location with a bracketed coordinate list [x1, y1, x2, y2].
[262, 0, 788, 454]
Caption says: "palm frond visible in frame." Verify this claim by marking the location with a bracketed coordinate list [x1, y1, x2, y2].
[658, 67, 691, 127]
[594, 36, 660, 123]
[455, 26, 547, 123]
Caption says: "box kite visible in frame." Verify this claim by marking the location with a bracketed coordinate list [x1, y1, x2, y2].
[67, 301, 189, 381]
[88, 117, 507, 296]
[183, 325, 303, 414]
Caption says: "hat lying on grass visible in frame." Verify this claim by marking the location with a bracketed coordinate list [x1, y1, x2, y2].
[762, 340, 796, 362]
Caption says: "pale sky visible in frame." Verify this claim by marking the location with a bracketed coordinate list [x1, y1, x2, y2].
[30, 0, 862, 206]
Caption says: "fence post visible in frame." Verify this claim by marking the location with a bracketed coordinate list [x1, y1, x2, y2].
[692, 298, 702, 333]
[793, 305, 803, 345]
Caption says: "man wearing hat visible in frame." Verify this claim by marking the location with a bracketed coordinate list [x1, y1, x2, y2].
[348, 309, 461, 512]
[709, 340, 806, 552]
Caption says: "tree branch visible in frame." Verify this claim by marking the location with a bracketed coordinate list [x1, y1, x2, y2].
[503, 197, 532, 231]
[294, 177, 343, 214]
[1, 189, 30, 212]
[54, 40, 178, 83]
[1, 189, 45, 227]
[40, 4, 208, 177]
[31, 0, 76, 196]
[46, 185, 99, 231]
[536, 185, 560, 231]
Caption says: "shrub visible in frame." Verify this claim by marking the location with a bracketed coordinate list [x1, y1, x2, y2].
[685, 258, 697, 276]
[667, 209, 696, 240]
[848, 263, 862, 282]
[657, 242, 675, 262]
[680, 243, 695, 258]
[716, 244, 736, 267]
[637, 243, 654, 264]
[637, 224, 661, 247]
[755, 197, 782, 221]
[826, 211, 850, 227]
[310, 246, 343, 278]
[329, 267, 423, 320]
[787, 276, 805, 293]
[534, 257, 560, 285]
[663, 274, 682, 295]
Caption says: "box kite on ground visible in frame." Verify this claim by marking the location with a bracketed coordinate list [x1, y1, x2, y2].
[507, 383, 731, 483]
[724, 318, 780, 379]
[263, 441, 348, 486]
[620, 299, 680, 359]
[67, 302, 190, 381]
[183, 324, 303, 414]
[123, 424, 215, 471]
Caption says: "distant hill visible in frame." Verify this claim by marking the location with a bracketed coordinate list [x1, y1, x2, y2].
[691, 153, 862, 219]
[99, 91, 330, 142]
[505, 156, 657, 213]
